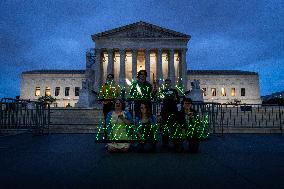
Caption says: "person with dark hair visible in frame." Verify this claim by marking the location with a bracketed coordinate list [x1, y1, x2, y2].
[129, 70, 154, 117]
[160, 78, 180, 149]
[99, 74, 121, 120]
[178, 98, 200, 153]
[135, 101, 158, 152]
[105, 99, 133, 152]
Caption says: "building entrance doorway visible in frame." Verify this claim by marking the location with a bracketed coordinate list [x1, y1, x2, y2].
[137, 51, 145, 72]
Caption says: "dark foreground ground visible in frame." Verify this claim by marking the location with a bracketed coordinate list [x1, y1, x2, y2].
[0, 133, 283, 189]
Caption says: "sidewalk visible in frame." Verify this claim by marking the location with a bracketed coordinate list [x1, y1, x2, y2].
[0, 133, 283, 189]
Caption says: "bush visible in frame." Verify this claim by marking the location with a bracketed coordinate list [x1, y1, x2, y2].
[263, 98, 284, 105]
[38, 96, 56, 105]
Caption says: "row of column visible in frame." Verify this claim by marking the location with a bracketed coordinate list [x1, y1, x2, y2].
[94, 48, 188, 89]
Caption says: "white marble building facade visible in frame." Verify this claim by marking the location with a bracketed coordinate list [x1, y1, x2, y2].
[188, 70, 261, 104]
[20, 21, 262, 107]
[86, 21, 189, 92]
[20, 70, 85, 107]
[20, 70, 261, 107]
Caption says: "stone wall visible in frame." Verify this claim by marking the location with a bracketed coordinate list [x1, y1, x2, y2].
[49, 108, 103, 133]
[47, 105, 284, 134]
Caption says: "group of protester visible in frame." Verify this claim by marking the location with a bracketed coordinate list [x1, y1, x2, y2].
[98, 70, 202, 153]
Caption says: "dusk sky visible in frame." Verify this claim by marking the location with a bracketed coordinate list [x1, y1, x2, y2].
[0, 0, 283, 98]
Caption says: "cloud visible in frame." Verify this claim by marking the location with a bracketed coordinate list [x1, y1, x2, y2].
[22, 37, 84, 69]
[0, 0, 284, 97]
[189, 35, 261, 69]
[238, 58, 284, 95]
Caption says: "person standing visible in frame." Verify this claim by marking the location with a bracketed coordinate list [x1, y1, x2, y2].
[160, 79, 180, 149]
[99, 74, 121, 120]
[129, 70, 154, 117]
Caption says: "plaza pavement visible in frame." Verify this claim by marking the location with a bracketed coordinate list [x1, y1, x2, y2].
[0, 133, 283, 189]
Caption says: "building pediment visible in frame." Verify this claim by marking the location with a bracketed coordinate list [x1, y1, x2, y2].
[92, 21, 190, 40]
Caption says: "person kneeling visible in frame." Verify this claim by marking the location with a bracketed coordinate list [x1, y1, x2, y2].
[135, 102, 158, 152]
[179, 98, 200, 153]
[106, 99, 133, 152]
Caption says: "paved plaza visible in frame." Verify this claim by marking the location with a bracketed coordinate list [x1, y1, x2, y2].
[0, 133, 283, 189]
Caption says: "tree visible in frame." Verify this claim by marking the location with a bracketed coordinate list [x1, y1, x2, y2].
[263, 98, 284, 106]
[38, 96, 56, 107]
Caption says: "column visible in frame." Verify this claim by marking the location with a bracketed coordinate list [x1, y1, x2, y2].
[169, 49, 175, 82]
[145, 49, 151, 81]
[94, 48, 101, 91]
[181, 48, 188, 90]
[107, 49, 113, 75]
[178, 51, 182, 79]
[119, 49, 126, 86]
[157, 49, 163, 84]
[132, 49, 137, 79]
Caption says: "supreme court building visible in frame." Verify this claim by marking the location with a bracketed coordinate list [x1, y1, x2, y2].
[20, 21, 261, 107]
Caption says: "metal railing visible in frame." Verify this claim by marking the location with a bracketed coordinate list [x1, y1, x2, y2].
[124, 101, 215, 135]
[198, 103, 284, 134]
[126, 101, 283, 134]
[2, 98, 282, 135]
[0, 98, 50, 135]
